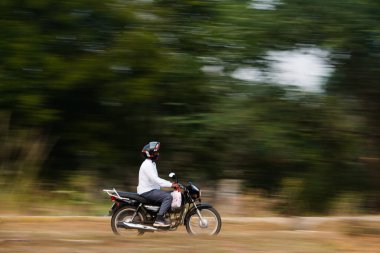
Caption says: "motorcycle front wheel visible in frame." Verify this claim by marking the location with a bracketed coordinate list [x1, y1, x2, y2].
[111, 206, 145, 236]
[185, 207, 221, 235]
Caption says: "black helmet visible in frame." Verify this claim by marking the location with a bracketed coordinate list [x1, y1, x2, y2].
[142, 141, 160, 160]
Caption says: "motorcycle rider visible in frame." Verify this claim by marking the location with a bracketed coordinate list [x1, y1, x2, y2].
[137, 141, 178, 227]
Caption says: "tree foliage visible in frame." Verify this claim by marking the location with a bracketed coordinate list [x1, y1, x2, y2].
[0, 0, 379, 213]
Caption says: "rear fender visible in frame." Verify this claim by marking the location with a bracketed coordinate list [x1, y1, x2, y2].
[108, 201, 138, 216]
[184, 203, 213, 224]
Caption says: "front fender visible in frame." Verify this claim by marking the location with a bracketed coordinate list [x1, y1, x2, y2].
[184, 203, 213, 224]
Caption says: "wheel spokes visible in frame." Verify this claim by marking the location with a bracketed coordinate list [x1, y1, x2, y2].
[188, 209, 219, 235]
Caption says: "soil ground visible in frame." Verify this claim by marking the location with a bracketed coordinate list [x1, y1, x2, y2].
[1, 216, 379, 253]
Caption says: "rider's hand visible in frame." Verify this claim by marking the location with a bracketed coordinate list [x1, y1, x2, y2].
[172, 182, 180, 190]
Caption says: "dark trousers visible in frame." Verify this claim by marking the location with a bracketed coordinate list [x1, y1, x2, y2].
[141, 189, 173, 217]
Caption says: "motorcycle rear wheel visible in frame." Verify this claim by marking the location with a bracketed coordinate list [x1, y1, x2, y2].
[185, 207, 221, 235]
[111, 206, 145, 236]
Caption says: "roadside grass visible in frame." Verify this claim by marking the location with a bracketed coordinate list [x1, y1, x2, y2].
[0, 190, 111, 216]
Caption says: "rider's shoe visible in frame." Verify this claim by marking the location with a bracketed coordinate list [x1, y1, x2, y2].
[153, 216, 170, 227]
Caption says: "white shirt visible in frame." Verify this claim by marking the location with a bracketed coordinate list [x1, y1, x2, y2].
[137, 159, 172, 194]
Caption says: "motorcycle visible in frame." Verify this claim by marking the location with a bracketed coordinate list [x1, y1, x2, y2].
[103, 172, 222, 236]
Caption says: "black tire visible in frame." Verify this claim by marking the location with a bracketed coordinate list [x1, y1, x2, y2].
[111, 206, 145, 236]
[185, 207, 222, 235]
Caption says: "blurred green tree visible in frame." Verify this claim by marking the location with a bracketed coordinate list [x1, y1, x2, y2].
[0, 0, 379, 213]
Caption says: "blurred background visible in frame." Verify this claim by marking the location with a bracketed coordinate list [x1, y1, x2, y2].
[1, 0, 380, 216]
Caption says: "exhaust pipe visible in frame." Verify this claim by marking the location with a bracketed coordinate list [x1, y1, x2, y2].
[122, 222, 158, 231]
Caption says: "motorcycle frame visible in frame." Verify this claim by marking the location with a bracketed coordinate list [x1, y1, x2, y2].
[104, 188, 211, 231]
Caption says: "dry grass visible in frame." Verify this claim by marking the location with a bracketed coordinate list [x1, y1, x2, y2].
[1, 217, 380, 253]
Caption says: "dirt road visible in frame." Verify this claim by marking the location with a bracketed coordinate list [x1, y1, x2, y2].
[1, 216, 379, 253]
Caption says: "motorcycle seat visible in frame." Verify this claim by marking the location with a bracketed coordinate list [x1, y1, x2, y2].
[117, 191, 151, 204]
